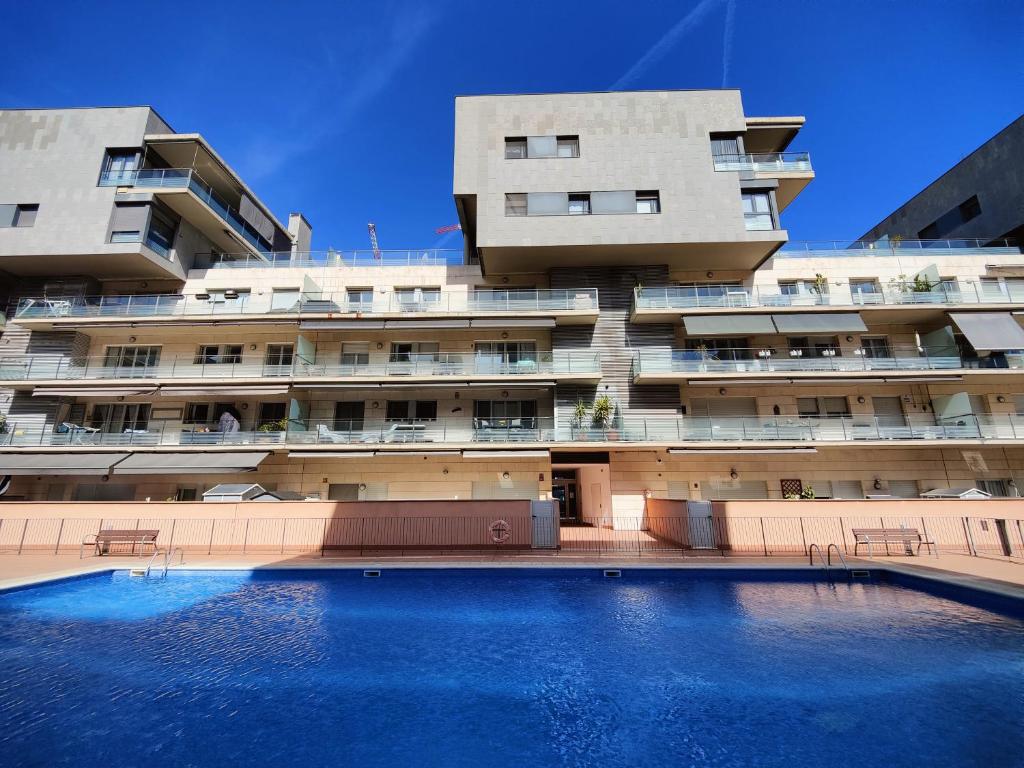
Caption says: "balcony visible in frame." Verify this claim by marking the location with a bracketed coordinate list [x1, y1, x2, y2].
[193, 250, 464, 269]
[633, 277, 1024, 323]
[3, 413, 1023, 450]
[713, 152, 813, 209]
[99, 168, 274, 255]
[631, 346, 996, 383]
[0, 352, 603, 386]
[776, 238, 1020, 259]
[14, 289, 599, 327]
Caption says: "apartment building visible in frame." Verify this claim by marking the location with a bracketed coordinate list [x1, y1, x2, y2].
[1, 95, 1023, 518]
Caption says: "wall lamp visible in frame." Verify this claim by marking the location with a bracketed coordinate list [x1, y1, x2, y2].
[873, 478, 882, 490]
[729, 468, 738, 479]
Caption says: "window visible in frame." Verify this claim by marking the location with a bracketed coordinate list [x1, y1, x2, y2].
[174, 488, 198, 502]
[861, 336, 892, 358]
[145, 204, 177, 256]
[12, 204, 38, 227]
[635, 191, 661, 214]
[386, 400, 437, 421]
[505, 135, 579, 159]
[778, 281, 800, 296]
[504, 138, 527, 159]
[568, 193, 591, 215]
[394, 287, 440, 309]
[346, 288, 373, 308]
[328, 483, 361, 501]
[917, 194, 983, 239]
[99, 149, 141, 185]
[257, 402, 287, 429]
[505, 193, 527, 216]
[850, 278, 881, 303]
[108, 201, 149, 244]
[710, 135, 741, 157]
[741, 191, 774, 230]
[474, 341, 538, 371]
[264, 344, 294, 367]
[788, 336, 840, 357]
[194, 344, 243, 365]
[89, 403, 151, 433]
[557, 136, 580, 158]
[340, 343, 370, 367]
[103, 345, 160, 369]
[334, 401, 365, 430]
[271, 288, 301, 311]
[184, 402, 235, 424]
[390, 342, 439, 363]
[474, 400, 537, 428]
[207, 289, 251, 311]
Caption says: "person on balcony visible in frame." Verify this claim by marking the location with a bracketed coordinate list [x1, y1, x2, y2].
[218, 408, 240, 434]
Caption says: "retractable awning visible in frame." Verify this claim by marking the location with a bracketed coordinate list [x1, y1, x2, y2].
[949, 312, 1024, 351]
[771, 312, 867, 333]
[682, 314, 776, 335]
[0, 453, 129, 475]
[470, 319, 557, 328]
[32, 387, 157, 397]
[461, 450, 551, 459]
[111, 451, 270, 474]
[159, 386, 290, 396]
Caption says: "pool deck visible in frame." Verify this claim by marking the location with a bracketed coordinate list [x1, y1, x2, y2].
[1, 550, 1022, 600]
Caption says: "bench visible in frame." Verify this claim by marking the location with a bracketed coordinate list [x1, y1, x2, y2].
[82, 529, 160, 558]
[851, 528, 937, 557]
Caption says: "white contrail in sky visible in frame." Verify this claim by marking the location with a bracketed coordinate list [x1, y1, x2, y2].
[610, 0, 725, 89]
[721, 0, 736, 87]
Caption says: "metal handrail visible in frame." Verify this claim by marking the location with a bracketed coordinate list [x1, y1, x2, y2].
[633, 346, 970, 374]
[809, 543, 830, 580]
[827, 543, 849, 572]
[144, 548, 166, 577]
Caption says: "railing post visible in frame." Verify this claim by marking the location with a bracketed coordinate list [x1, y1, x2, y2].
[962, 517, 977, 556]
[53, 518, 65, 554]
[760, 517, 768, 556]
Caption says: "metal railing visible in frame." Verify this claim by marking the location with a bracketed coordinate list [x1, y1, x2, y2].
[777, 238, 1020, 258]
[633, 346, 974, 374]
[14, 288, 599, 320]
[0, 351, 601, 382]
[5, 413, 1024, 448]
[1, 515, 1019, 559]
[98, 167, 274, 253]
[634, 282, 1024, 310]
[194, 250, 465, 268]
[713, 152, 812, 173]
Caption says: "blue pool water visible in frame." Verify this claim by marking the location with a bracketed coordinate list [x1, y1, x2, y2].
[0, 569, 1021, 768]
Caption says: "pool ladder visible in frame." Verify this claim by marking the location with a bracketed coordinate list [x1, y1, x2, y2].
[809, 543, 850, 583]
[142, 547, 185, 578]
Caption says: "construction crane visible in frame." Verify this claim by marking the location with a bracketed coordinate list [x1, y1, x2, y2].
[367, 222, 381, 260]
[435, 223, 462, 235]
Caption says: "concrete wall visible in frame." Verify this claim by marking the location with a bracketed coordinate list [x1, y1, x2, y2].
[455, 91, 769, 249]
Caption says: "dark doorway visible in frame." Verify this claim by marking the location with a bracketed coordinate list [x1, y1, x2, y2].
[552, 469, 579, 524]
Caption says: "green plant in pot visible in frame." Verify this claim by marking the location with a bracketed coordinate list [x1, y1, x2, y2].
[257, 417, 289, 433]
[572, 400, 590, 437]
[592, 395, 613, 431]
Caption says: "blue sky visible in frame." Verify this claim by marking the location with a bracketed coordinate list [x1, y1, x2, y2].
[2, 0, 1021, 252]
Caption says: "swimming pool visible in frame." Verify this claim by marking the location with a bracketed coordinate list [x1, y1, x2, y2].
[0, 568, 1021, 768]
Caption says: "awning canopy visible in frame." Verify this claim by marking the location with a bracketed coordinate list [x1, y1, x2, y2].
[949, 312, 1024, 351]
[771, 312, 867, 334]
[461, 450, 551, 459]
[32, 387, 157, 397]
[683, 314, 776, 336]
[111, 451, 269, 474]
[159, 386, 290, 396]
[0, 453, 128, 475]
[470, 319, 557, 328]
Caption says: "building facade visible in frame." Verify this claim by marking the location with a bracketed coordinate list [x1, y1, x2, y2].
[2, 95, 1024, 520]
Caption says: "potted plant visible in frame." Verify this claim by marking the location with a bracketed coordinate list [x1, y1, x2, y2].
[592, 395, 614, 437]
[810, 273, 829, 303]
[257, 417, 289, 442]
[572, 400, 590, 439]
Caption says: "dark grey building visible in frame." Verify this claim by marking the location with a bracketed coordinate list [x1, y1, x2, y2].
[860, 115, 1024, 245]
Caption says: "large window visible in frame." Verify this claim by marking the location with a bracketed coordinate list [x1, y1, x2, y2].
[741, 191, 775, 230]
[474, 400, 537, 428]
[346, 288, 373, 309]
[635, 191, 661, 214]
[89, 403, 151, 433]
[340, 343, 370, 367]
[385, 401, 437, 421]
[103, 345, 160, 369]
[145, 204, 178, 256]
[99, 148, 141, 185]
[504, 190, 660, 217]
[475, 341, 538, 372]
[257, 402, 287, 429]
[389, 342, 439, 363]
[0, 203, 39, 228]
[194, 344, 242, 365]
[394, 287, 441, 309]
[787, 336, 840, 357]
[504, 135, 579, 159]
[264, 344, 294, 368]
[184, 402, 235, 424]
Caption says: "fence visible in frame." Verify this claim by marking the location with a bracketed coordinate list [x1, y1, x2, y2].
[0, 515, 1020, 559]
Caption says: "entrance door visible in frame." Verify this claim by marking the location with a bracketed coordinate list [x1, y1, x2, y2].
[552, 470, 579, 523]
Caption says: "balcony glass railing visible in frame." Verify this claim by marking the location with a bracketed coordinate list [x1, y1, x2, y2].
[14, 289, 599, 320]
[713, 152, 812, 173]
[193, 250, 465, 268]
[98, 168, 274, 253]
[635, 281, 1024, 310]
[633, 347, 974, 375]
[5, 413, 1024, 448]
[0, 352, 602, 382]
[777, 239, 1020, 258]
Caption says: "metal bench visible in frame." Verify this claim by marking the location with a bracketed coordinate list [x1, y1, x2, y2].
[82, 529, 160, 558]
[851, 528, 937, 557]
